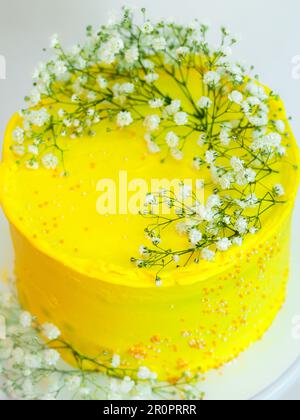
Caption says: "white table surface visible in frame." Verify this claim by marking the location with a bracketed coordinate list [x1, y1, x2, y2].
[0, 0, 300, 400]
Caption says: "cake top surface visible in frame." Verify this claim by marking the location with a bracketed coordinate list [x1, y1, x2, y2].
[1, 98, 299, 288]
[0, 10, 300, 287]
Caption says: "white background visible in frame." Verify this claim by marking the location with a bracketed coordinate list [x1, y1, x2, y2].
[0, 0, 300, 400]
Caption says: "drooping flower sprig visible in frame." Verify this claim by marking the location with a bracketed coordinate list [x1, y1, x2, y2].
[132, 182, 287, 284]
[0, 280, 205, 400]
[9, 7, 296, 281]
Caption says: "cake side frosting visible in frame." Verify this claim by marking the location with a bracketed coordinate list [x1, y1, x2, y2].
[7, 204, 293, 379]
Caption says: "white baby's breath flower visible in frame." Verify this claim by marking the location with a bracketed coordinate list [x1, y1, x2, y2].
[29, 108, 50, 127]
[197, 134, 207, 147]
[206, 194, 222, 208]
[219, 172, 233, 190]
[244, 168, 256, 183]
[248, 113, 269, 128]
[171, 148, 183, 160]
[197, 96, 212, 109]
[19, 311, 32, 328]
[164, 100, 181, 116]
[220, 128, 231, 146]
[178, 185, 192, 200]
[97, 76, 108, 89]
[13, 145, 25, 156]
[229, 90, 243, 105]
[71, 94, 80, 103]
[28, 88, 41, 106]
[223, 215, 231, 225]
[235, 217, 248, 235]
[99, 48, 116, 65]
[273, 184, 285, 197]
[50, 34, 60, 48]
[193, 156, 204, 170]
[176, 46, 189, 57]
[117, 111, 133, 127]
[87, 109, 95, 117]
[147, 141, 161, 154]
[63, 118, 72, 128]
[142, 59, 155, 70]
[205, 150, 217, 164]
[137, 366, 156, 380]
[151, 237, 161, 246]
[204, 71, 221, 86]
[109, 36, 124, 54]
[135, 259, 145, 268]
[144, 114, 160, 131]
[24, 354, 42, 369]
[275, 120, 285, 133]
[120, 377, 135, 394]
[217, 237, 232, 251]
[144, 73, 159, 84]
[125, 46, 139, 64]
[152, 37, 167, 51]
[149, 98, 164, 109]
[277, 146, 286, 156]
[28, 145, 39, 156]
[120, 83, 135, 94]
[42, 323, 61, 340]
[111, 354, 121, 368]
[246, 82, 268, 100]
[201, 248, 215, 261]
[42, 154, 59, 170]
[53, 60, 67, 77]
[25, 159, 39, 170]
[140, 21, 153, 34]
[176, 222, 188, 234]
[58, 109, 66, 119]
[166, 131, 179, 148]
[266, 132, 282, 147]
[145, 193, 156, 205]
[231, 156, 244, 172]
[173, 254, 180, 263]
[44, 349, 60, 366]
[174, 112, 188, 126]
[252, 127, 267, 140]
[233, 236, 243, 246]
[229, 64, 244, 82]
[251, 131, 282, 152]
[189, 229, 203, 245]
[139, 246, 149, 256]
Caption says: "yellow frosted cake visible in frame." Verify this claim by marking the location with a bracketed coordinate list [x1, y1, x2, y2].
[0, 10, 299, 383]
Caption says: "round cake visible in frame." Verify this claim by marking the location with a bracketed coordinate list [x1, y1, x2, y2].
[0, 11, 299, 382]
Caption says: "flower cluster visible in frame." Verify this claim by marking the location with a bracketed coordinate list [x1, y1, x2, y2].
[0, 281, 204, 400]
[10, 7, 295, 280]
[10, 8, 236, 171]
